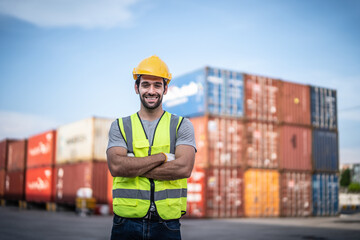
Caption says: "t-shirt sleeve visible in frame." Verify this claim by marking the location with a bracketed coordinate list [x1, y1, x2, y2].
[176, 118, 197, 152]
[107, 119, 127, 151]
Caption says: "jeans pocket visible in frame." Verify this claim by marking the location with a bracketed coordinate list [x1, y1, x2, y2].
[162, 220, 181, 231]
[113, 214, 127, 226]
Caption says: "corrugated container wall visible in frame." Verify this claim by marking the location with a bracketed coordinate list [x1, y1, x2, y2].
[0, 169, 5, 197]
[55, 161, 108, 204]
[7, 140, 27, 172]
[107, 170, 113, 213]
[56, 117, 113, 164]
[190, 116, 244, 168]
[245, 121, 278, 169]
[310, 86, 337, 130]
[25, 166, 55, 202]
[27, 130, 56, 168]
[280, 171, 312, 217]
[5, 170, 25, 201]
[312, 130, 339, 172]
[278, 82, 310, 125]
[244, 74, 279, 122]
[312, 173, 339, 216]
[186, 168, 206, 218]
[163, 67, 244, 118]
[279, 126, 312, 171]
[0, 139, 16, 169]
[244, 169, 280, 217]
[207, 167, 244, 218]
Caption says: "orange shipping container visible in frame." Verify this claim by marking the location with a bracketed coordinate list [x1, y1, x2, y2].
[25, 166, 55, 203]
[279, 125, 312, 171]
[186, 168, 206, 218]
[55, 161, 108, 205]
[0, 169, 5, 197]
[280, 171, 312, 217]
[107, 169, 113, 214]
[245, 121, 278, 168]
[190, 116, 244, 168]
[207, 167, 244, 218]
[27, 130, 56, 168]
[278, 81, 311, 125]
[244, 74, 280, 122]
[7, 140, 27, 172]
[0, 139, 16, 169]
[5, 170, 25, 201]
[244, 169, 279, 217]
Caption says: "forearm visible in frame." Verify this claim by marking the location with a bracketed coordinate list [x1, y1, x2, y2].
[141, 160, 193, 180]
[108, 152, 166, 177]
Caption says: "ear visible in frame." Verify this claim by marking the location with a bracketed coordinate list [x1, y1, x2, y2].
[163, 84, 168, 95]
[135, 83, 139, 94]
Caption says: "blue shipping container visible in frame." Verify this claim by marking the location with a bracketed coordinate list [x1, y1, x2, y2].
[312, 173, 339, 216]
[310, 86, 337, 130]
[163, 67, 244, 118]
[312, 130, 338, 172]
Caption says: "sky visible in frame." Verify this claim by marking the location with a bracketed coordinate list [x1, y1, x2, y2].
[0, 0, 359, 164]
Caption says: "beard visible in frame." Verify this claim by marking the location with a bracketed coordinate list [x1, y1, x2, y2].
[140, 93, 163, 110]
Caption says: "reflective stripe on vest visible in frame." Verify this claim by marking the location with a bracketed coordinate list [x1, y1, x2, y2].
[112, 111, 187, 220]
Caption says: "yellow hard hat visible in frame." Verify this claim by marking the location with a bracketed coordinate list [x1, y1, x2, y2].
[133, 55, 172, 84]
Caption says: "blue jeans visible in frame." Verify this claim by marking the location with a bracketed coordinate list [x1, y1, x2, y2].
[111, 214, 181, 240]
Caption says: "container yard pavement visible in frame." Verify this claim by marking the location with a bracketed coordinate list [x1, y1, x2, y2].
[1, 207, 360, 240]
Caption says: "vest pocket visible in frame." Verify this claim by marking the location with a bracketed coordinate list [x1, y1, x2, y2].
[113, 177, 139, 207]
[165, 181, 182, 207]
[151, 144, 170, 154]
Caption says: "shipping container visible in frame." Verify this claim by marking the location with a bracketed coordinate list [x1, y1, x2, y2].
[312, 173, 339, 216]
[190, 116, 244, 168]
[5, 170, 25, 201]
[244, 169, 279, 217]
[310, 86, 337, 130]
[25, 166, 55, 203]
[186, 168, 206, 218]
[244, 74, 279, 122]
[107, 169, 113, 214]
[278, 81, 311, 125]
[312, 130, 339, 172]
[163, 67, 244, 118]
[7, 140, 27, 172]
[55, 161, 108, 205]
[56, 117, 113, 164]
[279, 125, 312, 171]
[207, 167, 244, 218]
[245, 121, 278, 168]
[27, 130, 56, 168]
[280, 171, 312, 217]
[0, 169, 5, 197]
[0, 139, 16, 169]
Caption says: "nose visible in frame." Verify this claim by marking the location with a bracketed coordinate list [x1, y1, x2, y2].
[148, 84, 156, 94]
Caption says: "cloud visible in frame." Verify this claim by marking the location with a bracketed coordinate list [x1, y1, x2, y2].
[0, 0, 138, 28]
[0, 111, 61, 140]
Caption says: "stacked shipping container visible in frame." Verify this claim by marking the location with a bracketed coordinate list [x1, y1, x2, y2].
[165, 66, 339, 218]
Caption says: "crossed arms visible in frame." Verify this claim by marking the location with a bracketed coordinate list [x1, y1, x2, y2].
[107, 145, 195, 181]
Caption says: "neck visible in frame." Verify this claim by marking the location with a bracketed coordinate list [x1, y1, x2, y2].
[138, 106, 164, 121]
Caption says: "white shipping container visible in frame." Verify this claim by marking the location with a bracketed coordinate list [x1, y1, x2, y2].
[56, 117, 113, 164]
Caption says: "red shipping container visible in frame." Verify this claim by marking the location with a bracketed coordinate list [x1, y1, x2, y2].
[27, 130, 56, 168]
[245, 121, 278, 168]
[0, 139, 16, 169]
[107, 169, 113, 214]
[25, 166, 55, 202]
[206, 167, 244, 218]
[55, 161, 108, 205]
[244, 74, 280, 122]
[7, 140, 27, 171]
[186, 168, 206, 218]
[279, 125, 312, 171]
[5, 170, 25, 201]
[0, 169, 5, 197]
[280, 171, 312, 217]
[278, 81, 311, 125]
[190, 116, 244, 168]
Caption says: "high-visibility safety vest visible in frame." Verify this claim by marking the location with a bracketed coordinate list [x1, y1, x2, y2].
[113, 111, 187, 220]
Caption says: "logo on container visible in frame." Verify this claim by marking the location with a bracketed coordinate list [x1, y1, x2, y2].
[163, 81, 203, 107]
[27, 170, 51, 190]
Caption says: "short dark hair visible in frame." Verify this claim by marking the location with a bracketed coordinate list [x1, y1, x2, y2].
[135, 75, 167, 90]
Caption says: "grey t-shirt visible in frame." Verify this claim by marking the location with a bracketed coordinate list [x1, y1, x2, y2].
[107, 115, 197, 152]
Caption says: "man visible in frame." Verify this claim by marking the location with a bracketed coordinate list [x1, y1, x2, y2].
[107, 55, 196, 240]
